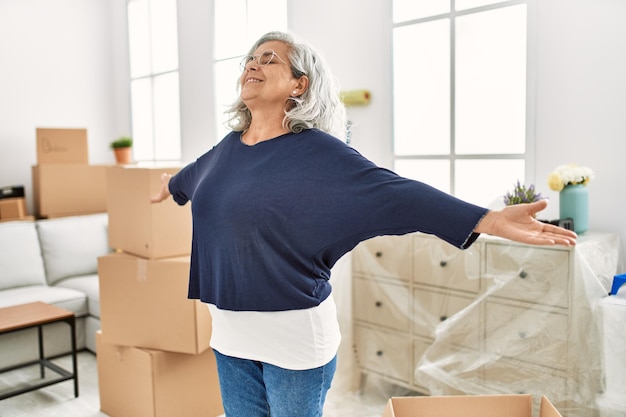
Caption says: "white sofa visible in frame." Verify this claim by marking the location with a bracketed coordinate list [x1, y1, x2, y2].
[0, 213, 110, 369]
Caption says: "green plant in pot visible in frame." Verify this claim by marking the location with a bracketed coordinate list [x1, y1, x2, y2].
[503, 180, 543, 206]
[110, 136, 133, 164]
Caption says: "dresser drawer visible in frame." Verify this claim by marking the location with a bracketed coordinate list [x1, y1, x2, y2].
[413, 289, 480, 348]
[482, 357, 567, 401]
[412, 339, 431, 393]
[413, 340, 482, 395]
[484, 301, 568, 370]
[413, 235, 480, 293]
[354, 277, 410, 331]
[354, 325, 412, 383]
[484, 243, 570, 308]
[353, 235, 412, 282]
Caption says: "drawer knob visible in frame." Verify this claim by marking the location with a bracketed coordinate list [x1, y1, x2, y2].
[439, 260, 447, 267]
[375, 251, 383, 258]
[376, 350, 383, 356]
[375, 301, 383, 308]
[440, 315, 448, 322]
[519, 270, 528, 279]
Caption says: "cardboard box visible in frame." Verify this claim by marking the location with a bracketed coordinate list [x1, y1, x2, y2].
[36, 127, 88, 164]
[32, 164, 109, 218]
[382, 394, 562, 417]
[97, 332, 223, 417]
[0, 216, 35, 223]
[98, 252, 211, 354]
[0, 197, 27, 220]
[106, 165, 192, 259]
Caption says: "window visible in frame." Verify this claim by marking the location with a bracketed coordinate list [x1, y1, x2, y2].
[213, 0, 288, 141]
[127, 0, 181, 162]
[392, 0, 530, 207]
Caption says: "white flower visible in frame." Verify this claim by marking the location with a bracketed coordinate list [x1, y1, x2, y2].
[547, 164, 595, 191]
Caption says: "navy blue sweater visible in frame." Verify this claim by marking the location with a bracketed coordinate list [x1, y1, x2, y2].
[169, 129, 488, 311]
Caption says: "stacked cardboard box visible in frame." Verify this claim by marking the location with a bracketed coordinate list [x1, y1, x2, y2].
[31, 127, 110, 218]
[0, 185, 31, 221]
[97, 165, 223, 417]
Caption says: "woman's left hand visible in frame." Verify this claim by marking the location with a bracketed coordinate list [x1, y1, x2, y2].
[475, 199, 577, 246]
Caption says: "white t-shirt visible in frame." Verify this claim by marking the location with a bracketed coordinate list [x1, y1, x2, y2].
[207, 295, 341, 370]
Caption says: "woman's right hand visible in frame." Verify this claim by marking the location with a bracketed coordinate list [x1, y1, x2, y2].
[150, 173, 173, 203]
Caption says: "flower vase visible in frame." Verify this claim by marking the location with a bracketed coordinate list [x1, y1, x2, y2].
[559, 184, 589, 234]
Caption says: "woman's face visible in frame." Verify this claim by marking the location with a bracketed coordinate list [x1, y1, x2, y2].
[239, 40, 306, 109]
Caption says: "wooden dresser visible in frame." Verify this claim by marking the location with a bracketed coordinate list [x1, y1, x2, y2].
[352, 232, 620, 414]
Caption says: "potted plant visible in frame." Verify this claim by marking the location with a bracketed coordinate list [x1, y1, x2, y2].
[503, 180, 543, 206]
[110, 136, 133, 164]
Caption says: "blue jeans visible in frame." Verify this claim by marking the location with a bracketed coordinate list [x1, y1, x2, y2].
[213, 349, 336, 417]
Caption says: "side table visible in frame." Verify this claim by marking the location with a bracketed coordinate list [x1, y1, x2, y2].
[0, 302, 78, 400]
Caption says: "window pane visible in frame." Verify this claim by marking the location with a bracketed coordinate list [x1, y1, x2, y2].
[128, 0, 151, 78]
[213, 1, 287, 142]
[394, 159, 450, 194]
[393, 20, 450, 156]
[455, 159, 525, 207]
[130, 78, 154, 161]
[150, 0, 179, 73]
[456, 0, 503, 11]
[214, 0, 248, 59]
[455, 5, 527, 155]
[214, 58, 240, 141]
[153, 72, 181, 161]
[393, 0, 449, 22]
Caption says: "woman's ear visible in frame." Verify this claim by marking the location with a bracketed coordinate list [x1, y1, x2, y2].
[291, 75, 309, 97]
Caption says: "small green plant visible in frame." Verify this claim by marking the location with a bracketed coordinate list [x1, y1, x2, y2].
[110, 136, 133, 149]
[503, 180, 543, 206]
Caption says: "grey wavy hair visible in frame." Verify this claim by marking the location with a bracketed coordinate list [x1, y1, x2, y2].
[225, 31, 347, 141]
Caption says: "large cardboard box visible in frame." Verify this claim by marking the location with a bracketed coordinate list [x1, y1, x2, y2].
[36, 127, 88, 164]
[0, 197, 27, 220]
[98, 252, 211, 354]
[97, 332, 223, 417]
[106, 165, 191, 259]
[32, 164, 109, 218]
[382, 394, 562, 417]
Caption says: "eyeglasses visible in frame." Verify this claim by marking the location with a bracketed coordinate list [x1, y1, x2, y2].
[239, 50, 288, 71]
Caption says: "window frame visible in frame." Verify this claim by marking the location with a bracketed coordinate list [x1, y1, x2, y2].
[127, 0, 182, 162]
[391, 0, 536, 203]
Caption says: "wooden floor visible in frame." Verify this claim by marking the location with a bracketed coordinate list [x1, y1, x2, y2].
[0, 351, 391, 417]
[0, 352, 105, 417]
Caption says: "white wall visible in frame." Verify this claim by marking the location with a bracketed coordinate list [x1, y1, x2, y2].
[0, 0, 130, 214]
[534, 0, 626, 255]
[288, 0, 394, 169]
[1, 0, 624, 264]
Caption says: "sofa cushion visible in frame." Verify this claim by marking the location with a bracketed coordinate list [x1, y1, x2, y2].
[37, 213, 110, 285]
[0, 220, 47, 290]
[55, 274, 100, 318]
[0, 285, 88, 317]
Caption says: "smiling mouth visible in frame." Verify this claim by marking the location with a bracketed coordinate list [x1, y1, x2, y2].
[245, 78, 262, 83]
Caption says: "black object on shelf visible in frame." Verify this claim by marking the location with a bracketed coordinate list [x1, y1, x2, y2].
[0, 185, 25, 200]
[539, 217, 574, 231]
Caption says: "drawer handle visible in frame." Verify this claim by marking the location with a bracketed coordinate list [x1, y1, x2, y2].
[439, 260, 447, 267]
[440, 315, 448, 322]
[376, 350, 383, 356]
[375, 301, 383, 308]
[375, 251, 383, 258]
[519, 270, 528, 279]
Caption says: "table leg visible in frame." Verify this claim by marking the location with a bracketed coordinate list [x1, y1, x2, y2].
[38, 325, 45, 378]
[69, 317, 79, 397]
